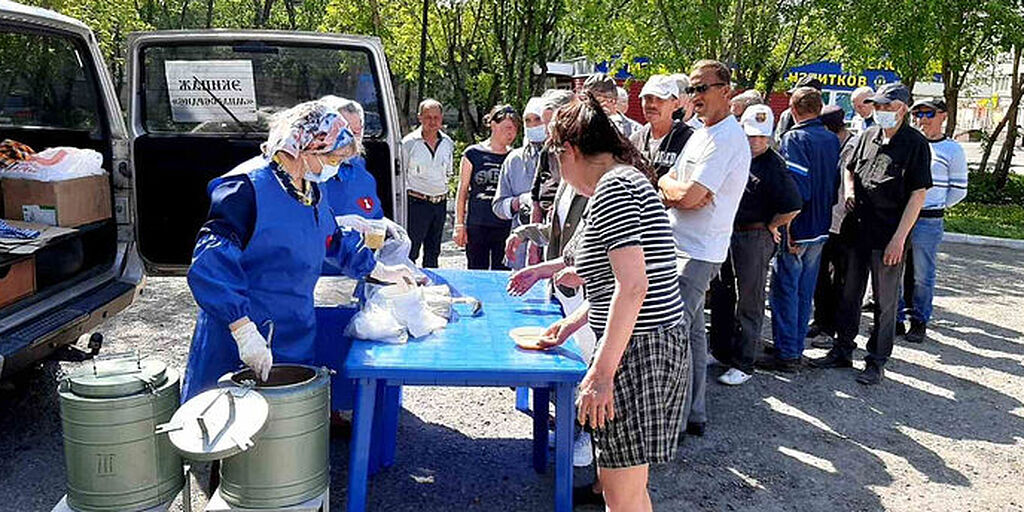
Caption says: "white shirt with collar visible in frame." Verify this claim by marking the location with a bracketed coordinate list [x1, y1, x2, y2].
[401, 127, 455, 197]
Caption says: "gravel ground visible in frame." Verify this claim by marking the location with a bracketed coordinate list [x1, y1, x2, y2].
[1, 240, 1022, 512]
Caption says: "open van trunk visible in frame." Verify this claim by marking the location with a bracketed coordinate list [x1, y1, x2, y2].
[0, 3, 137, 378]
[127, 31, 403, 274]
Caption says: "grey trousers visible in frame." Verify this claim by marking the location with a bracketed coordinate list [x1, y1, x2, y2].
[677, 256, 721, 425]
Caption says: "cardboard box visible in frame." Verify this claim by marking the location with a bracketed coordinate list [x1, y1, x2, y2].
[2, 175, 111, 228]
[0, 256, 35, 309]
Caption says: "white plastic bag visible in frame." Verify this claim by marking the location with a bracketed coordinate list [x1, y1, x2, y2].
[343, 301, 408, 344]
[375, 285, 447, 338]
[0, 147, 105, 181]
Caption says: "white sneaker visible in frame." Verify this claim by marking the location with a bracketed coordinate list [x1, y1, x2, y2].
[717, 368, 752, 386]
[573, 432, 594, 467]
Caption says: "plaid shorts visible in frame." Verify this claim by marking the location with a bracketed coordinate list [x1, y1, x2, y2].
[590, 321, 689, 468]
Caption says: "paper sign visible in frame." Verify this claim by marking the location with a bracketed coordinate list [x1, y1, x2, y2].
[164, 60, 257, 123]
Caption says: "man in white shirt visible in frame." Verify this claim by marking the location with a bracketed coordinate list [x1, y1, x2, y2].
[660, 60, 751, 437]
[851, 86, 876, 133]
[898, 98, 968, 342]
[614, 86, 643, 138]
[401, 99, 455, 268]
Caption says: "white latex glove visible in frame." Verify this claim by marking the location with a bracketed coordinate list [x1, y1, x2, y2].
[370, 262, 416, 287]
[230, 320, 272, 381]
[335, 214, 375, 235]
[381, 218, 410, 245]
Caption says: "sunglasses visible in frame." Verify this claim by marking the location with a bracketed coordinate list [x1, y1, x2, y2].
[685, 83, 727, 95]
[491, 105, 519, 122]
[913, 110, 938, 119]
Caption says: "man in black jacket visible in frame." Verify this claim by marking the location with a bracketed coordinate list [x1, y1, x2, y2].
[630, 74, 693, 176]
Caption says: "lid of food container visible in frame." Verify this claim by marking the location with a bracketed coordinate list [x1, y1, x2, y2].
[158, 386, 269, 461]
[67, 357, 168, 398]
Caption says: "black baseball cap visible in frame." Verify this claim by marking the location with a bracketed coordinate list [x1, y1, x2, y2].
[820, 105, 846, 132]
[788, 75, 824, 94]
[911, 98, 947, 112]
[866, 83, 912, 105]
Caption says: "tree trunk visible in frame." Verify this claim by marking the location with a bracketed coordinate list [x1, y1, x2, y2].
[206, 0, 214, 28]
[993, 107, 1019, 189]
[979, 46, 1023, 173]
[941, 59, 960, 138]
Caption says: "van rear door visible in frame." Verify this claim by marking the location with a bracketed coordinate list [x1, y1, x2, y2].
[127, 31, 402, 275]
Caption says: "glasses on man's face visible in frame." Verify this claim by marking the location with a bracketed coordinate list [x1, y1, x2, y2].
[913, 110, 937, 119]
[685, 83, 727, 96]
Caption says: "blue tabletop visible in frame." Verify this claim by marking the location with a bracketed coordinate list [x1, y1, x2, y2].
[341, 269, 589, 382]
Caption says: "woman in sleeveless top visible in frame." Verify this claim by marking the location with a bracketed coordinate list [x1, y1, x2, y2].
[453, 104, 520, 269]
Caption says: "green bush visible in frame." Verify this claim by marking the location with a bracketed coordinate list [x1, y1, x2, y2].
[946, 202, 1024, 240]
[965, 171, 1024, 206]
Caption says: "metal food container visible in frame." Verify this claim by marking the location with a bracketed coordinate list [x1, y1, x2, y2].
[217, 364, 331, 509]
[58, 356, 183, 512]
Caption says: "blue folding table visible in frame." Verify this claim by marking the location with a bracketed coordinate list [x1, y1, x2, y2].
[340, 269, 588, 512]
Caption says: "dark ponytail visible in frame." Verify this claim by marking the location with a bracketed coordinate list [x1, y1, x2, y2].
[549, 92, 657, 186]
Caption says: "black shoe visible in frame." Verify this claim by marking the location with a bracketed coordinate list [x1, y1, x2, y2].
[895, 322, 907, 337]
[573, 485, 605, 508]
[809, 351, 853, 369]
[810, 336, 835, 349]
[806, 324, 822, 339]
[906, 321, 926, 343]
[856, 364, 885, 385]
[762, 343, 777, 355]
[686, 421, 706, 437]
[757, 356, 801, 373]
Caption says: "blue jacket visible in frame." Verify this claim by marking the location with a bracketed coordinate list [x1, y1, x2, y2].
[779, 118, 840, 243]
[322, 156, 384, 219]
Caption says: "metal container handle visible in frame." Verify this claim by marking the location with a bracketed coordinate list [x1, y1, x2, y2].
[196, 389, 236, 445]
[90, 350, 142, 377]
[262, 319, 274, 348]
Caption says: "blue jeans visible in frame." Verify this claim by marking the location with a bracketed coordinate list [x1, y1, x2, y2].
[899, 217, 944, 324]
[770, 239, 825, 360]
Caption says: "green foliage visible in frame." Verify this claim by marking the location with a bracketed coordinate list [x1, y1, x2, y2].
[964, 171, 1024, 206]
[946, 202, 1024, 240]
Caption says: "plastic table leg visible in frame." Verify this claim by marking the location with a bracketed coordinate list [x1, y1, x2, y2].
[554, 382, 574, 512]
[532, 387, 550, 473]
[516, 387, 530, 413]
[347, 378, 377, 512]
[380, 385, 401, 468]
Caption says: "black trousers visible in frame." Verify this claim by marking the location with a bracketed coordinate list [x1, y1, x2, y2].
[812, 232, 850, 337]
[708, 251, 735, 363]
[466, 224, 511, 270]
[407, 196, 446, 268]
[833, 245, 905, 367]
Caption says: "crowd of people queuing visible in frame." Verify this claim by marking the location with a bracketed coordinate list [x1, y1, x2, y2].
[397, 60, 968, 510]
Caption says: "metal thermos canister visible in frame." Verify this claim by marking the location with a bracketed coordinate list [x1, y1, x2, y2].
[58, 356, 183, 512]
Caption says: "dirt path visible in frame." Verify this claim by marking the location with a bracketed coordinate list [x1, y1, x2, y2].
[1, 241, 1021, 511]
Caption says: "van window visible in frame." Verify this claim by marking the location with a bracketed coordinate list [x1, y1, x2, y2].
[140, 43, 384, 137]
[0, 31, 101, 132]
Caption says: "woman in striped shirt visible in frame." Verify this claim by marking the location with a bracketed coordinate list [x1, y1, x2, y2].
[539, 93, 687, 511]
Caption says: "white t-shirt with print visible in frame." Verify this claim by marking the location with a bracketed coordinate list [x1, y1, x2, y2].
[667, 115, 751, 263]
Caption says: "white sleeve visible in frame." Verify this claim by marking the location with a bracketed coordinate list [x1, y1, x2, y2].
[946, 144, 969, 208]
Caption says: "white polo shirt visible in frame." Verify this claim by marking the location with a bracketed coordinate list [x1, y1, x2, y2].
[401, 127, 455, 197]
[667, 115, 750, 263]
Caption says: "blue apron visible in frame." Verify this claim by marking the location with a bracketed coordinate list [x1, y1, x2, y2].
[322, 156, 384, 220]
[181, 164, 335, 400]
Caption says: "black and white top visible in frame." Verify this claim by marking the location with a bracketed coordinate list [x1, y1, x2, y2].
[572, 165, 683, 335]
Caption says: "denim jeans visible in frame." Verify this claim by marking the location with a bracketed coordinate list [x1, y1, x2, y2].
[769, 239, 826, 361]
[898, 217, 944, 324]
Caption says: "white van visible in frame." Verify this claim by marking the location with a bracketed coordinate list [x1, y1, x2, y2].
[0, 0, 404, 379]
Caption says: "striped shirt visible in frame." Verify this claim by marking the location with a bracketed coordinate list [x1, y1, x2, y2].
[572, 165, 683, 335]
[923, 137, 968, 211]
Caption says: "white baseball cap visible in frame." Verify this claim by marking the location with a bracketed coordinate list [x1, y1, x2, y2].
[640, 75, 679, 99]
[740, 104, 774, 137]
[524, 97, 547, 119]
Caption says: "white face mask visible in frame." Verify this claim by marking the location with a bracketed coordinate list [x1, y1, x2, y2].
[525, 124, 548, 144]
[875, 110, 900, 129]
[303, 155, 340, 183]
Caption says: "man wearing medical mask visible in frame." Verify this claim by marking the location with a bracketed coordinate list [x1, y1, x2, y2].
[811, 83, 931, 385]
[493, 97, 548, 268]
